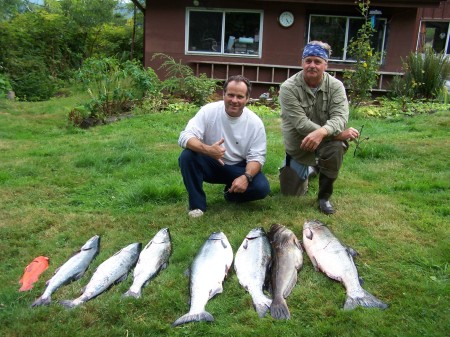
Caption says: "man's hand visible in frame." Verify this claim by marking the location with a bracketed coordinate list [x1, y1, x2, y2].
[300, 127, 328, 152]
[227, 175, 248, 194]
[186, 137, 226, 165]
[335, 127, 360, 141]
[208, 138, 226, 165]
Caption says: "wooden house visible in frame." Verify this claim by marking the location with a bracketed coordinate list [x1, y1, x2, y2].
[132, 0, 450, 97]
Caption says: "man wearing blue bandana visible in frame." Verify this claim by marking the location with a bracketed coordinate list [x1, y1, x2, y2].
[279, 41, 360, 214]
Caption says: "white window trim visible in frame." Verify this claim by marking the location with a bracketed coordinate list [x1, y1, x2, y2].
[308, 14, 387, 63]
[417, 20, 450, 54]
[185, 8, 263, 58]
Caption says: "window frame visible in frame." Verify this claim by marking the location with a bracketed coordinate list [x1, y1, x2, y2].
[417, 20, 450, 54]
[307, 14, 387, 63]
[185, 8, 263, 58]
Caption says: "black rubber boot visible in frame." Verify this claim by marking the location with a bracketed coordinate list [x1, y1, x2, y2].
[318, 174, 336, 214]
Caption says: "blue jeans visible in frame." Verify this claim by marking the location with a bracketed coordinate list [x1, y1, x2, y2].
[178, 149, 271, 211]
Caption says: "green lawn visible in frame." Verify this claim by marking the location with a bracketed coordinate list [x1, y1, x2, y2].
[0, 95, 448, 337]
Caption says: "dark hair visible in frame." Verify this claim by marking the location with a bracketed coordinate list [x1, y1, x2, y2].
[223, 75, 252, 97]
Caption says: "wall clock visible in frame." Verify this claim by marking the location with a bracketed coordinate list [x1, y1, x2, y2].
[278, 11, 294, 28]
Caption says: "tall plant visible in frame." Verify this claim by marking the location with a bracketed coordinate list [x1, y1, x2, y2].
[390, 47, 450, 100]
[152, 53, 218, 106]
[343, 0, 382, 107]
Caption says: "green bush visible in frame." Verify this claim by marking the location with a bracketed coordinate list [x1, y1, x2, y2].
[152, 53, 218, 106]
[73, 57, 162, 125]
[390, 47, 450, 100]
[0, 73, 12, 97]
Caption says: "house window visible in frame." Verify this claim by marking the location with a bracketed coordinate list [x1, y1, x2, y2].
[186, 9, 262, 57]
[418, 21, 450, 54]
[308, 14, 387, 62]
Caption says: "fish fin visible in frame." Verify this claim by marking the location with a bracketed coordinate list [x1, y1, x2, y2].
[209, 284, 223, 299]
[346, 246, 358, 258]
[359, 277, 364, 286]
[161, 262, 169, 270]
[243, 239, 249, 250]
[220, 239, 228, 249]
[293, 237, 303, 252]
[122, 289, 141, 299]
[253, 296, 272, 318]
[304, 228, 313, 240]
[114, 273, 129, 284]
[31, 296, 51, 307]
[282, 272, 298, 299]
[172, 311, 214, 327]
[270, 298, 290, 319]
[59, 300, 78, 309]
[310, 256, 319, 271]
[344, 289, 388, 310]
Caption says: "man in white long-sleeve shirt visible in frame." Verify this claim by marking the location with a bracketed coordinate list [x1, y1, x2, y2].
[178, 75, 271, 217]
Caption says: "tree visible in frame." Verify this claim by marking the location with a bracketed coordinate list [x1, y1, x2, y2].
[343, 0, 382, 107]
[58, 0, 118, 58]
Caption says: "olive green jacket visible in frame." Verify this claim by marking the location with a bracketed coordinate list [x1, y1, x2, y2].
[279, 71, 349, 165]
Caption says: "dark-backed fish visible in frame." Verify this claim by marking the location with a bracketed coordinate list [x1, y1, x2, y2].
[268, 223, 303, 320]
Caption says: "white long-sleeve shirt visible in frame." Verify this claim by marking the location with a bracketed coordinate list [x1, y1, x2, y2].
[178, 101, 267, 166]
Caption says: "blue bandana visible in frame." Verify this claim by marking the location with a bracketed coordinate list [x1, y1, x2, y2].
[302, 43, 329, 61]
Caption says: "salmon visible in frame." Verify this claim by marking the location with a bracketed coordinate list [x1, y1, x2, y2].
[19, 256, 50, 292]
[172, 232, 233, 327]
[268, 223, 303, 319]
[303, 220, 388, 310]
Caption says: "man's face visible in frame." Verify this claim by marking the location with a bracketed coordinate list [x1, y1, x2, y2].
[302, 56, 328, 86]
[223, 81, 249, 117]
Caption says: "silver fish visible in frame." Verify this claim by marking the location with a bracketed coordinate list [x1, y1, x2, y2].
[172, 232, 233, 327]
[234, 227, 272, 317]
[302, 220, 388, 310]
[31, 235, 100, 307]
[60, 242, 141, 308]
[268, 223, 303, 320]
[123, 228, 171, 299]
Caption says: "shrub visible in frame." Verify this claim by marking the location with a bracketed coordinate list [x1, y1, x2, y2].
[7, 57, 56, 101]
[390, 47, 450, 100]
[152, 53, 218, 106]
[75, 57, 161, 121]
[0, 73, 12, 97]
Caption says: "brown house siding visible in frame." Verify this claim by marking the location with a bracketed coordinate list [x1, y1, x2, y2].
[142, 0, 450, 97]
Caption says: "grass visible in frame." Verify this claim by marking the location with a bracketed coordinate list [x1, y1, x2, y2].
[0, 93, 448, 337]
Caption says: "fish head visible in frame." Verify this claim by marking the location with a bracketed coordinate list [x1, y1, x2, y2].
[81, 235, 101, 251]
[208, 232, 231, 249]
[123, 242, 142, 256]
[246, 227, 266, 240]
[268, 223, 284, 240]
[153, 228, 171, 244]
[303, 220, 328, 240]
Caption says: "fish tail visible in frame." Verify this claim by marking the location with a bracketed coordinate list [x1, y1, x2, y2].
[172, 311, 214, 327]
[344, 289, 388, 310]
[122, 289, 141, 299]
[270, 298, 290, 320]
[59, 299, 80, 309]
[19, 283, 33, 292]
[31, 296, 51, 307]
[253, 295, 272, 318]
